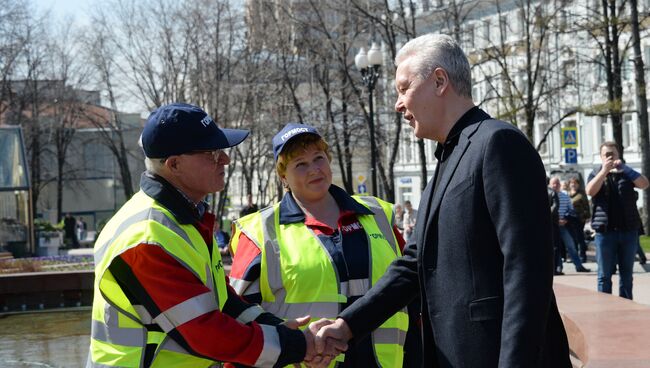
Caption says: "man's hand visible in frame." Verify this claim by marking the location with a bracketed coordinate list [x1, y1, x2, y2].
[301, 319, 349, 367]
[282, 316, 346, 368]
[601, 156, 616, 174]
[302, 324, 337, 368]
[283, 315, 311, 330]
[311, 318, 353, 356]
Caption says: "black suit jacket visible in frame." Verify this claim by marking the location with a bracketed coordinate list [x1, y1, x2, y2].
[340, 109, 570, 368]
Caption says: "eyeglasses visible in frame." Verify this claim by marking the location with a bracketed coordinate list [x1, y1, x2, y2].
[184, 149, 227, 163]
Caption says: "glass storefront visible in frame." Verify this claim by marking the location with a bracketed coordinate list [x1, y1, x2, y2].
[0, 127, 32, 256]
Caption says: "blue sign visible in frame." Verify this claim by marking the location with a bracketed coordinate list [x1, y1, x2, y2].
[565, 148, 577, 164]
[357, 183, 367, 194]
[561, 127, 578, 148]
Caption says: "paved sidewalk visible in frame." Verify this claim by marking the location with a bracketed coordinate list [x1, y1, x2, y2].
[553, 259, 650, 306]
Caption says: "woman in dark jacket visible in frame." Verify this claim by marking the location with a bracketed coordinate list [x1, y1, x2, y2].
[568, 177, 590, 262]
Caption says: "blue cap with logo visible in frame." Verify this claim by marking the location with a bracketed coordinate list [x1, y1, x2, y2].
[272, 123, 321, 161]
[141, 103, 249, 158]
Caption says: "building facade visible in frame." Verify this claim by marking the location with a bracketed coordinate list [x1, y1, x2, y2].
[389, 0, 650, 209]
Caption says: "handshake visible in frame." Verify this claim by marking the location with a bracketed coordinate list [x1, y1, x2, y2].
[288, 316, 353, 367]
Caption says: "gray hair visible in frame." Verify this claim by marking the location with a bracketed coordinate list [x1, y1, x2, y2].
[395, 34, 472, 98]
[139, 135, 166, 174]
[144, 157, 165, 174]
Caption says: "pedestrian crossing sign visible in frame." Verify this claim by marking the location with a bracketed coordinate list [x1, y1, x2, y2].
[561, 127, 578, 148]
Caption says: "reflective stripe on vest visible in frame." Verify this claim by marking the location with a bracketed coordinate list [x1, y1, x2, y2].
[233, 195, 408, 367]
[236, 304, 265, 325]
[89, 191, 227, 367]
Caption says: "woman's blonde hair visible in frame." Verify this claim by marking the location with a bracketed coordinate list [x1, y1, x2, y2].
[276, 134, 332, 178]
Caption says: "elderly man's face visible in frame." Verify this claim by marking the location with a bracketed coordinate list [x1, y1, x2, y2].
[549, 178, 561, 192]
[394, 57, 441, 141]
[170, 149, 231, 202]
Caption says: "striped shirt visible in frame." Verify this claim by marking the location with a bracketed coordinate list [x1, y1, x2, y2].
[557, 191, 575, 220]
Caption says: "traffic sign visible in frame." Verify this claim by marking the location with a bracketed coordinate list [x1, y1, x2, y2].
[565, 148, 577, 164]
[357, 175, 366, 183]
[357, 183, 367, 194]
[561, 127, 578, 148]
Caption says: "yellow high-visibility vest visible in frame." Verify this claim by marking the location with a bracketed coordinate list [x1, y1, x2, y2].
[88, 191, 228, 367]
[232, 195, 408, 367]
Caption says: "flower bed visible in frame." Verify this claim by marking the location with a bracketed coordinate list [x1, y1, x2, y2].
[0, 255, 94, 274]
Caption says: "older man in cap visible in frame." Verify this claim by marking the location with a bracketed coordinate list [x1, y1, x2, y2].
[87, 103, 333, 367]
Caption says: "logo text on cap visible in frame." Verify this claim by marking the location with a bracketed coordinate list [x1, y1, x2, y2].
[200, 116, 213, 127]
[281, 127, 309, 141]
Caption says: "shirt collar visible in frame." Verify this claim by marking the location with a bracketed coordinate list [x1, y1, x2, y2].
[140, 172, 209, 224]
[434, 106, 489, 161]
[278, 184, 373, 225]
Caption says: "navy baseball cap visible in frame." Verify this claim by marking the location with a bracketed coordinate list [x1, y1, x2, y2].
[141, 103, 249, 158]
[272, 123, 321, 161]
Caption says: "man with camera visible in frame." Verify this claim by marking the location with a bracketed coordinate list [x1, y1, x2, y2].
[586, 141, 649, 300]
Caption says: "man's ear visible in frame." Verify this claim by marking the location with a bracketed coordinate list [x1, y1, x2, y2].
[431, 68, 449, 93]
[165, 157, 179, 172]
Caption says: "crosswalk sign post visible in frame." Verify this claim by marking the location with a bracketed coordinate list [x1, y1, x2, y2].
[561, 127, 578, 148]
[357, 183, 367, 194]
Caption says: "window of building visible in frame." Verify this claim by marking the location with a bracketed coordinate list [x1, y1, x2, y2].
[463, 24, 475, 50]
[562, 60, 575, 85]
[537, 120, 551, 155]
[622, 51, 633, 81]
[401, 135, 413, 163]
[599, 116, 611, 143]
[472, 85, 482, 102]
[512, 8, 524, 34]
[499, 17, 507, 40]
[559, 10, 568, 30]
[421, 0, 430, 12]
[83, 141, 113, 178]
[483, 19, 491, 43]
[593, 56, 606, 85]
[623, 114, 634, 149]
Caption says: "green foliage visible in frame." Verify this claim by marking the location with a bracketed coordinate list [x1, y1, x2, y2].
[640, 236, 650, 253]
[34, 219, 62, 232]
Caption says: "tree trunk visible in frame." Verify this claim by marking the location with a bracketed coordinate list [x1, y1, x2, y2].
[629, 0, 650, 234]
[602, 0, 625, 158]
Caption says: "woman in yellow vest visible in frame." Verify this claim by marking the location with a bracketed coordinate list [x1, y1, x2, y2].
[229, 123, 415, 367]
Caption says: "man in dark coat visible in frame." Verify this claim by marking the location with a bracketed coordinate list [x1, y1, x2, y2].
[310, 33, 571, 368]
[63, 213, 79, 248]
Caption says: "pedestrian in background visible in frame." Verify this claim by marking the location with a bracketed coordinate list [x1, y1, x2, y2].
[239, 193, 258, 217]
[548, 177, 563, 275]
[62, 213, 79, 248]
[76, 217, 87, 241]
[568, 177, 590, 263]
[550, 177, 590, 273]
[214, 219, 231, 262]
[586, 141, 649, 299]
[394, 203, 405, 233]
[402, 200, 417, 242]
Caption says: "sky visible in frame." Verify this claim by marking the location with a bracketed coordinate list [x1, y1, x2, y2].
[32, 0, 94, 26]
[32, 0, 149, 114]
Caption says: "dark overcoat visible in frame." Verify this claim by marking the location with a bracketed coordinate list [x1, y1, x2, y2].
[341, 109, 571, 368]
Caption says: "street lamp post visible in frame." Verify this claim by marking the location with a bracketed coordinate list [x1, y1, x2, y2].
[355, 42, 383, 196]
